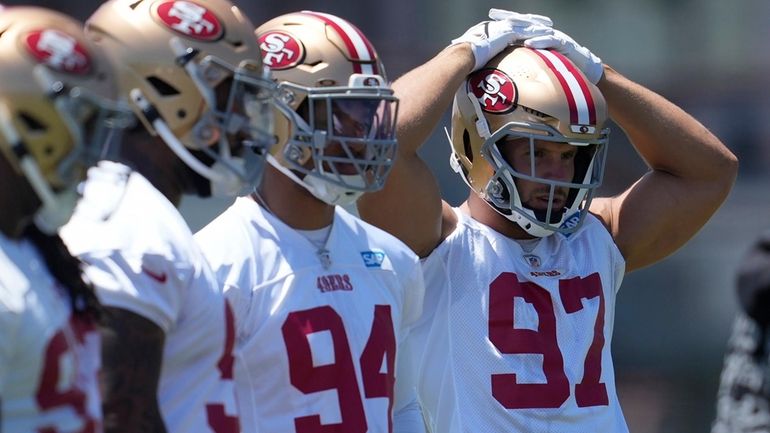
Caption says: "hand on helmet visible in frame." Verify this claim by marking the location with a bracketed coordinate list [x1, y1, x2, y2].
[487, 9, 553, 27]
[451, 11, 553, 72]
[522, 28, 604, 84]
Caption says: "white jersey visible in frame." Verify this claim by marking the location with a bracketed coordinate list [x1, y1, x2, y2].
[60, 161, 239, 433]
[0, 233, 101, 433]
[195, 196, 425, 433]
[410, 208, 627, 433]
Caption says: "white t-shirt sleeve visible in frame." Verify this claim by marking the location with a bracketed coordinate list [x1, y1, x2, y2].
[81, 251, 184, 332]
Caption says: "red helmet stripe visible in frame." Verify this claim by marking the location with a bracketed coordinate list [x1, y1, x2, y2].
[547, 49, 597, 126]
[533, 49, 597, 126]
[300, 11, 379, 75]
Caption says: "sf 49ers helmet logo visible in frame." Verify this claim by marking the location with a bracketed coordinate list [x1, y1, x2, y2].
[467, 69, 517, 114]
[154, 0, 223, 41]
[25, 29, 91, 75]
[258, 31, 304, 70]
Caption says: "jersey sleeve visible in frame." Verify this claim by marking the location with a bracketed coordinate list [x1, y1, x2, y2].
[81, 251, 186, 332]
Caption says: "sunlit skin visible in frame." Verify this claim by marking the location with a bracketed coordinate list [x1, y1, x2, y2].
[499, 137, 577, 211]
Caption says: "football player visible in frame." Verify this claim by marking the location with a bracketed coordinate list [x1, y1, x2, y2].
[0, 6, 131, 432]
[356, 9, 739, 433]
[59, 0, 274, 431]
[712, 230, 770, 433]
[195, 11, 426, 433]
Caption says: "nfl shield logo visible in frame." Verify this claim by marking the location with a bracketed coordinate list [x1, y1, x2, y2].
[523, 254, 541, 268]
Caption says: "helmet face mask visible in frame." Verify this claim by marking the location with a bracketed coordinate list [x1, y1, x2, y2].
[480, 123, 607, 237]
[170, 51, 275, 196]
[278, 80, 398, 204]
[257, 11, 398, 206]
[170, 46, 276, 150]
[0, 7, 132, 233]
[87, 0, 276, 197]
[450, 46, 610, 237]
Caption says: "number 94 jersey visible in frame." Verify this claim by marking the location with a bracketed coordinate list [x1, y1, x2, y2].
[195, 197, 425, 433]
[409, 208, 627, 433]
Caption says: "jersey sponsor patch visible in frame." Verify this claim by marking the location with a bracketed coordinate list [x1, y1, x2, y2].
[559, 210, 582, 237]
[361, 251, 385, 268]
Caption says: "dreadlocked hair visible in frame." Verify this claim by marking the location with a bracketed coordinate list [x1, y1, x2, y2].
[24, 224, 102, 322]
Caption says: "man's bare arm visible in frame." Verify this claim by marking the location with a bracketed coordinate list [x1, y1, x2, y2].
[358, 44, 474, 257]
[590, 65, 738, 272]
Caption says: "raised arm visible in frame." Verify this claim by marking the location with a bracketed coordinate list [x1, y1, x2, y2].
[358, 14, 553, 257]
[589, 65, 738, 271]
[519, 24, 739, 271]
[358, 44, 474, 257]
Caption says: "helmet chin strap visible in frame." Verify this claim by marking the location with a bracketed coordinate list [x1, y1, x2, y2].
[21, 156, 78, 234]
[467, 90, 492, 139]
[265, 154, 361, 206]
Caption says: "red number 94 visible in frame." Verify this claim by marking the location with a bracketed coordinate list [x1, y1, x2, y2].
[282, 305, 396, 433]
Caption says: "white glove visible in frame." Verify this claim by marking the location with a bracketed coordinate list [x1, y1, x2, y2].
[488, 9, 552, 27]
[523, 29, 604, 84]
[451, 13, 553, 71]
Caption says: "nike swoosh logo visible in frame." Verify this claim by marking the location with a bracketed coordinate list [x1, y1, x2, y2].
[142, 266, 167, 284]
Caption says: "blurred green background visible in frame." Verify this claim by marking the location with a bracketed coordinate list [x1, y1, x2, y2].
[13, 0, 770, 431]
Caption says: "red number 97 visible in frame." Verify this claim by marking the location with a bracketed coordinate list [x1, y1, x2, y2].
[488, 272, 608, 409]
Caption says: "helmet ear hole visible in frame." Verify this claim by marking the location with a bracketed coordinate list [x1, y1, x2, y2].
[462, 129, 473, 163]
[146, 76, 180, 96]
[295, 99, 310, 124]
[566, 147, 593, 206]
[18, 112, 47, 132]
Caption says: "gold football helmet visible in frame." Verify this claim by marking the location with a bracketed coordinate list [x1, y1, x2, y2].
[256, 11, 398, 205]
[86, 0, 275, 196]
[0, 6, 133, 233]
[450, 46, 609, 237]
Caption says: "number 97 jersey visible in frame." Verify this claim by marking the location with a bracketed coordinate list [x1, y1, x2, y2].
[409, 208, 628, 433]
